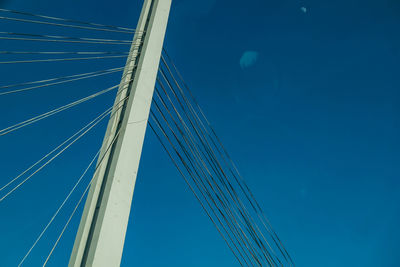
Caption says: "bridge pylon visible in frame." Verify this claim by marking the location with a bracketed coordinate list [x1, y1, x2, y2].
[68, 0, 171, 266]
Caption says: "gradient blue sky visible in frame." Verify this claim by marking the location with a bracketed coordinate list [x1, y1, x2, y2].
[0, 0, 399, 266]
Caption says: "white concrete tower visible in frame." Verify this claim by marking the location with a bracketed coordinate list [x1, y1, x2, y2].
[68, 0, 172, 266]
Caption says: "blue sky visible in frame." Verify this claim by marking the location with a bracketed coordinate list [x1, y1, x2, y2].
[0, 0, 399, 266]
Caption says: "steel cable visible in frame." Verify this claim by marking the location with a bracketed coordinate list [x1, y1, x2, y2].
[42, 128, 122, 267]
[153, 87, 266, 266]
[0, 67, 125, 96]
[157, 61, 280, 265]
[149, 116, 248, 266]
[17, 99, 127, 266]
[161, 50, 294, 266]
[0, 54, 128, 64]
[162, 54, 293, 265]
[0, 66, 124, 90]
[151, 99, 260, 266]
[156, 67, 276, 265]
[0, 36, 134, 45]
[0, 15, 136, 34]
[0, 51, 128, 55]
[18, 144, 102, 267]
[0, 106, 115, 203]
[0, 8, 136, 32]
[0, 31, 132, 43]
[156, 81, 276, 266]
[0, 80, 131, 136]
[156, 54, 294, 265]
[0, 107, 111, 194]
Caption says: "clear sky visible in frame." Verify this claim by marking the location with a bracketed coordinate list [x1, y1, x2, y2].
[0, 0, 399, 266]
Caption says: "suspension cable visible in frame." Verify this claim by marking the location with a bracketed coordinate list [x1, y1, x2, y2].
[0, 36, 135, 45]
[148, 118, 247, 266]
[0, 54, 129, 64]
[0, 107, 111, 194]
[0, 106, 114, 203]
[152, 87, 268, 266]
[155, 83, 274, 264]
[163, 51, 295, 264]
[0, 51, 128, 55]
[152, 50, 296, 266]
[0, 15, 137, 34]
[42, 128, 122, 267]
[17, 99, 127, 266]
[0, 31, 132, 43]
[151, 101, 263, 266]
[0, 67, 125, 96]
[157, 61, 280, 265]
[18, 144, 102, 267]
[0, 67, 124, 90]
[0, 80, 131, 136]
[0, 8, 136, 32]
